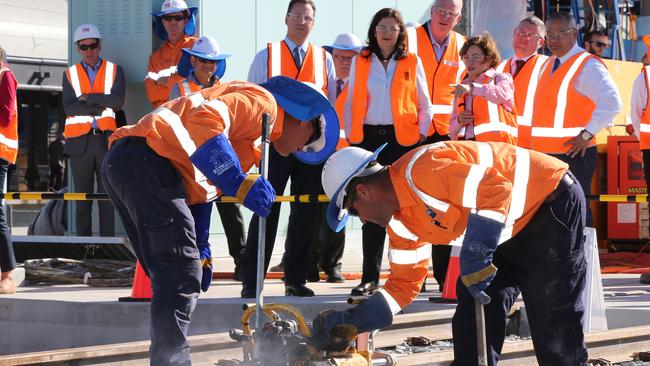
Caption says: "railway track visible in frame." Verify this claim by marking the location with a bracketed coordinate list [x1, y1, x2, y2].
[1, 310, 649, 366]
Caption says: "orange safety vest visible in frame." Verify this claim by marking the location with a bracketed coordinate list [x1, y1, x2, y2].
[381, 141, 568, 309]
[406, 25, 465, 136]
[176, 78, 202, 97]
[638, 65, 650, 150]
[334, 84, 350, 150]
[267, 41, 329, 96]
[64, 60, 118, 138]
[109, 81, 277, 205]
[146, 36, 197, 108]
[530, 52, 599, 154]
[348, 52, 420, 147]
[0, 68, 18, 164]
[456, 71, 518, 144]
[495, 54, 548, 148]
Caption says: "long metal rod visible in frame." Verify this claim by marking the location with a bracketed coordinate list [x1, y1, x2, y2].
[254, 113, 271, 333]
[475, 300, 488, 366]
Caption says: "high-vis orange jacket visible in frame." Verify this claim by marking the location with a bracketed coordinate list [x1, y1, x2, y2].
[456, 71, 518, 144]
[0, 68, 18, 163]
[334, 85, 350, 150]
[496, 54, 548, 148]
[266, 41, 328, 95]
[146, 36, 197, 108]
[406, 26, 465, 136]
[348, 52, 420, 147]
[530, 52, 600, 154]
[64, 60, 118, 138]
[377, 141, 567, 311]
[176, 78, 202, 96]
[110, 81, 277, 205]
[638, 65, 650, 150]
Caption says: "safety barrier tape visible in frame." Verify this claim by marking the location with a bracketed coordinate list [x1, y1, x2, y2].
[1, 192, 649, 203]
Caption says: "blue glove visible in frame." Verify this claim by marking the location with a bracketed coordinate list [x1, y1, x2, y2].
[190, 134, 276, 217]
[189, 203, 213, 292]
[198, 244, 212, 292]
[459, 213, 504, 305]
[311, 292, 393, 348]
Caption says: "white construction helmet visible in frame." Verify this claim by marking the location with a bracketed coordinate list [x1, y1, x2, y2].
[322, 144, 386, 232]
[329, 32, 363, 52]
[73, 24, 102, 43]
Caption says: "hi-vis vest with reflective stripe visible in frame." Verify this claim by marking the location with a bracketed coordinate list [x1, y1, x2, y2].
[267, 41, 328, 95]
[530, 52, 599, 154]
[348, 52, 420, 147]
[495, 54, 548, 149]
[64, 60, 117, 138]
[638, 65, 650, 150]
[0, 68, 18, 164]
[109, 82, 277, 205]
[177, 78, 202, 97]
[456, 71, 518, 144]
[406, 25, 465, 136]
[334, 85, 350, 150]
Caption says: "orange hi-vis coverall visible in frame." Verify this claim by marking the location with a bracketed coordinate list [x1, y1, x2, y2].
[146, 36, 197, 108]
[110, 81, 277, 205]
[376, 141, 568, 312]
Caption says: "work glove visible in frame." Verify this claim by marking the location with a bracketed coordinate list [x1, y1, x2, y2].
[190, 134, 276, 217]
[198, 244, 213, 292]
[459, 213, 504, 305]
[311, 292, 393, 350]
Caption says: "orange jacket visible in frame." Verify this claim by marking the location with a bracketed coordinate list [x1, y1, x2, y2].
[496, 54, 548, 148]
[380, 141, 567, 310]
[638, 65, 650, 149]
[334, 85, 350, 150]
[407, 25, 465, 136]
[146, 36, 197, 108]
[530, 52, 599, 154]
[176, 78, 202, 96]
[64, 60, 118, 138]
[267, 41, 328, 95]
[456, 71, 518, 144]
[0, 68, 18, 163]
[348, 52, 420, 147]
[110, 81, 277, 205]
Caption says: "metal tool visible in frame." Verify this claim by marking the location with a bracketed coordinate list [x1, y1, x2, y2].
[254, 113, 271, 335]
[475, 300, 488, 366]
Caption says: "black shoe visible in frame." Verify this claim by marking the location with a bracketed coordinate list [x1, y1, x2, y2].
[325, 269, 345, 283]
[306, 273, 321, 282]
[285, 283, 315, 297]
[350, 281, 378, 296]
[241, 284, 256, 298]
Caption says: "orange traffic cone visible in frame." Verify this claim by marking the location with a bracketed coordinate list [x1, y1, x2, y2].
[441, 245, 461, 301]
[119, 261, 152, 302]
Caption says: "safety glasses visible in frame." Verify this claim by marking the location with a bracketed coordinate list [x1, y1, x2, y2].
[305, 117, 322, 146]
[196, 57, 217, 64]
[78, 43, 99, 51]
[589, 40, 610, 48]
[162, 14, 187, 22]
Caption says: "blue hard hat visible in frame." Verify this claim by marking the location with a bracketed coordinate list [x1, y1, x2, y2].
[260, 76, 340, 165]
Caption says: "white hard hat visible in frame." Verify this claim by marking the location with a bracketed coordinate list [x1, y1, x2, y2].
[153, 0, 197, 17]
[329, 33, 363, 52]
[185, 36, 230, 60]
[73, 24, 102, 43]
[322, 144, 386, 232]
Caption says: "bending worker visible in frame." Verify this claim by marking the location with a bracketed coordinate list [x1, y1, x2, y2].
[317, 141, 588, 366]
[102, 76, 339, 366]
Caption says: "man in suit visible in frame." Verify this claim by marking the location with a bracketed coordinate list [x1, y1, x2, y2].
[62, 24, 125, 236]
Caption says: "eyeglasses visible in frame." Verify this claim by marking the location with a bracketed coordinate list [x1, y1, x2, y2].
[546, 28, 575, 41]
[161, 14, 187, 22]
[588, 40, 610, 48]
[305, 117, 322, 146]
[376, 25, 400, 34]
[334, 54, 355, 62]
[514, 28, 542, 41]
[287, 13, 315, 24]
[432, 7, 460, 19]
[195, 57, 217, 64]
[461, 54, 485, 62]
[78, 42, 99, 51]
[343, 180, 360, 217]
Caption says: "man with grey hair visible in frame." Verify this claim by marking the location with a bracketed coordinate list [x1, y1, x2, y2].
[495, 15, 548, 149]
[529, 11, 622, 228]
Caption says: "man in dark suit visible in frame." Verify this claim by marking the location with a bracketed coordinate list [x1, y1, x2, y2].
[62, 24, 125, 236]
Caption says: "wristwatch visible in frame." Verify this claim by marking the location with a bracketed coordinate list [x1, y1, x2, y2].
[580, 129, 594, 141]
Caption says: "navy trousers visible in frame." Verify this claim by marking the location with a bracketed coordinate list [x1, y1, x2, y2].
[451, 174, 588, 366]
[0, 158, 14, 272]
[550, 146, 597, 226]
[102, 137, 201, 366]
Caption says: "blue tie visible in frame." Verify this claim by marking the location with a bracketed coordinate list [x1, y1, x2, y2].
[293, 46, 303, 69]
[551, 58, 561, 73]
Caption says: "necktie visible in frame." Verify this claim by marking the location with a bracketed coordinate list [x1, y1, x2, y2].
[336, 79, 344, 97]
[551, 57, 561, 73]
[512, 59, 526, 78]
[293, 46, 303, 69]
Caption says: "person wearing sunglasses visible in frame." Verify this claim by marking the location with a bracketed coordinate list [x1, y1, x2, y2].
[317, 140, 588, 366]
[242, 0, 337, 299]
[530, 12, 622, 229]
[584, 30, 610, 58]
[342, 7, 433, 297]
[146, 0, 198, 108]
[61, 23, 125, 238]
[102, 76, 339, 365]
